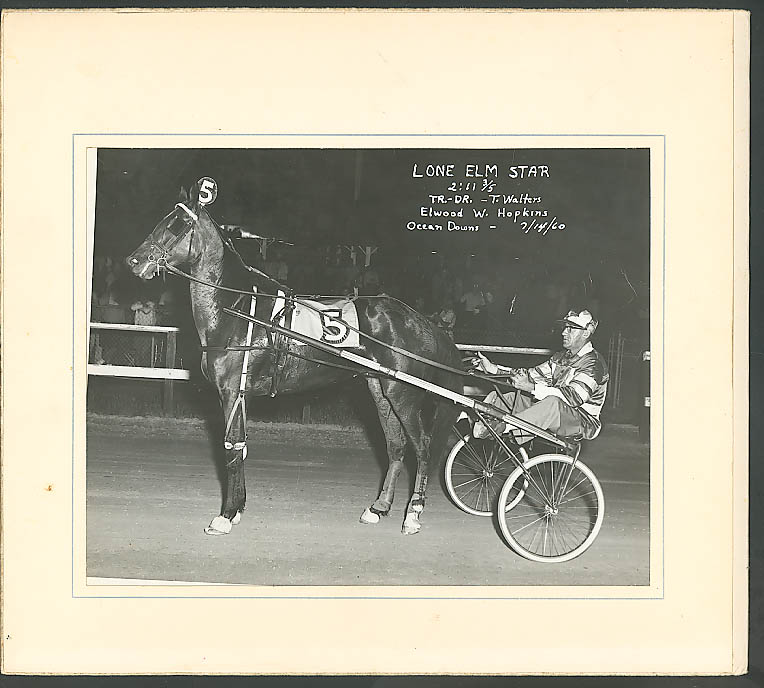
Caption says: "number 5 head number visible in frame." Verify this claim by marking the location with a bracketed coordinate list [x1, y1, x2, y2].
[197, 177, 218, 206]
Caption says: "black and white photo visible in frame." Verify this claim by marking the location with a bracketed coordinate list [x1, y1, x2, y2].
[87, 144, 652, 586]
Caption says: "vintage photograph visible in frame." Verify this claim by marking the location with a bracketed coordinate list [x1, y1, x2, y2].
[2, 8, 746, 675]
[87, 146, 651, 587]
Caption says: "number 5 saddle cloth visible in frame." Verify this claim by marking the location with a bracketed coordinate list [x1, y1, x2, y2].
[270, 293, 360, 348]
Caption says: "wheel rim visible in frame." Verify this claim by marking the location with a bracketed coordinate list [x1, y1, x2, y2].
[498, 455, 604, 562]
[445, 438, 521, 516]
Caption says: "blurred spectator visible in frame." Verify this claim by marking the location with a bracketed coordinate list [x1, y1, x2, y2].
[460, 281, 486, 328]
[132, 300, 158, 326]
[461, 281, 485, 314]
[99, 264, 118, 306]
[131, 299, 158, 366]
[431, 298, 457, 340]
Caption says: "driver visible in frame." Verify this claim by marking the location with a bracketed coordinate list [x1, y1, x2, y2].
[470, 309, 609, 444]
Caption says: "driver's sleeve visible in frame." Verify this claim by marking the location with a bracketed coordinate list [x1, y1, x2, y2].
[532, 356, 603, 409]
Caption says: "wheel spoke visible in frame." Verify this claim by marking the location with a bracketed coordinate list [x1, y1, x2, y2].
[455, 448, 489, 474]
[552, 519, 575, 553]
[555, 514, 586, 549]
[542, 518, 549, 555]
[558, 474, 588, 500]
[523, 468, 554, 507]
[451, 474, 486, 490]
[461, 478, 487, 502]
[477, 480, 489, 512]
[492, 451, 521, 473]
[512, 513, 548, 534]
[558, 488, 598, 506]
[498, 456, 603, 562]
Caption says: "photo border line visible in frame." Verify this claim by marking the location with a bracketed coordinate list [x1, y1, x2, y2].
[74, 132, 664, 601]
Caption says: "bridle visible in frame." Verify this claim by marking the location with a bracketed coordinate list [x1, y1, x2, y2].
[145, 202, 199, 272]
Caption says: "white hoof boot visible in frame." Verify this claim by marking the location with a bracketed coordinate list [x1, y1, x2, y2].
[231, 511, 241, 526]
[359, 508, 380, 525]
[204, 515, 232, 535]
[402, 513, 421, 535]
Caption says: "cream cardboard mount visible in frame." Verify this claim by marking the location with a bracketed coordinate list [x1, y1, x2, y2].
[0, 9, 749, 676]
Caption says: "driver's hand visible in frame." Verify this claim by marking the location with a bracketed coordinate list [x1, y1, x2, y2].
[472, 352, 498, 375]
[510, 369, 534, 392]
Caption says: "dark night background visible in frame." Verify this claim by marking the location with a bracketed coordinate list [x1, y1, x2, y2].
[93, 147, 650, 348]
[95, 147, 649, 263]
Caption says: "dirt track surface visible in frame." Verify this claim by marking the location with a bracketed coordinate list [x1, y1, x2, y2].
[86, 415, 650, 587]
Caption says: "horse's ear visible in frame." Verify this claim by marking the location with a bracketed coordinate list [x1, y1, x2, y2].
[188, 179, 202, 211]
[178, 186, 189, 204]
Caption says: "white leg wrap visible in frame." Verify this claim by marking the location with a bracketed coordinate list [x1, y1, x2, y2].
[231, 511, 241, 525]
[204, 515, 233, 535]
[402, 512, 421, 535]
[224, 441, 247, 462]
[359, 508, 380, 525]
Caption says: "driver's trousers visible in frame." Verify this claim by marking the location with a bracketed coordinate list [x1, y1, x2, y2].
[484, 390, 583, 444]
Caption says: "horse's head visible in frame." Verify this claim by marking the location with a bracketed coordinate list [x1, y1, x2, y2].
[126, 179, 215, 280]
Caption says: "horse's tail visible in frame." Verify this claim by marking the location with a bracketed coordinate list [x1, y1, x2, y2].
[427, 344, 464, 474]
[428, 392, 462, 475]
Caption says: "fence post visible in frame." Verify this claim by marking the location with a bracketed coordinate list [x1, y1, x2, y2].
[164, 331, 177, 417]
[607, 332, 625, 409]
[302, 402, 311, 424]
[639, 350, 650, 443]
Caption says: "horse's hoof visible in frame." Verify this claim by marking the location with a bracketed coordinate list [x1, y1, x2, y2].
[231, 511, 241, 526]
[359, 508, 380, 525]
[204, 515, 232, 535]
[402, 514, 421, 535]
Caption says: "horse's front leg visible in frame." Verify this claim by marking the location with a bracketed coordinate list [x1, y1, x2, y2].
[205, 389, 248, 535]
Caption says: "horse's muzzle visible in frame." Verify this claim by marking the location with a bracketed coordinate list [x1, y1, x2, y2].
[126, 254, 158, 280]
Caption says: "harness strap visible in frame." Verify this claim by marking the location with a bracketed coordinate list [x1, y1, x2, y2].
[235, 297, 511, 387]
[222, 288, 258, 453]
[201, 340, 374, 377]
[164, 259, 511, 388]
[239, 289, 258, 395]
[268, 290, 295, 398]
[175, 202, 198, 222]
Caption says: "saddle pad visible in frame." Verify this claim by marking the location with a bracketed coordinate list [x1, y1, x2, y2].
[271, 295, 360, 348]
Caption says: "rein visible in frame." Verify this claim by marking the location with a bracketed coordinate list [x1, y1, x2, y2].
[200, 342, 381, 377]
[154, 206, 512, 389]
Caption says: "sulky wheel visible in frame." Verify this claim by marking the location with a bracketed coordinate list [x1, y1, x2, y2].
[497, 453, 604, 563]
[445, 437, 527, 516]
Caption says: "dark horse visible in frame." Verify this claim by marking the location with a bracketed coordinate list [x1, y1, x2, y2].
[126, 180, 463, 535]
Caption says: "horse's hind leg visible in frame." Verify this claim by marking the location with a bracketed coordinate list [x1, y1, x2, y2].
[400, 403, 430, 536]
[360, 377, 407, 525]
[205, 388, 247, 535]
[397, 393, 459, 535]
